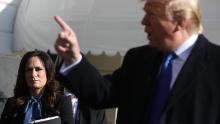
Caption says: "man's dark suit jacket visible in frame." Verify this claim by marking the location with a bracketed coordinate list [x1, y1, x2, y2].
[47, 52, 107, 124]
[0, 94, 73, 124]
[59, 35, 220, 124]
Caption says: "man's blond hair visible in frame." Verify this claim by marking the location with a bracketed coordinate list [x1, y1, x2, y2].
[146, 0, 203, 33]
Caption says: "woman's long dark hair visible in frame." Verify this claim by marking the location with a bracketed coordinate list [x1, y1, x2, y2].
[14, 50, 59, 109]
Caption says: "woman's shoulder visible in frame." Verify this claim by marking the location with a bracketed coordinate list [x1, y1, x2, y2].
[4, 97, 17, 106]
[1, 97, 23, 119]
[4, 96, 27, 112]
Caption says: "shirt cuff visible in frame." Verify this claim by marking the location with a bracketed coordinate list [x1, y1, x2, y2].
[59, 54, 82, 75]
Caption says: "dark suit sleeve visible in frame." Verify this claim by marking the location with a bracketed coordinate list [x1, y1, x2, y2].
[56, 45, 158, 110]
[56, 48, 136, 109]
[58, 95, 74, 124]
[56, 58, 120, 108]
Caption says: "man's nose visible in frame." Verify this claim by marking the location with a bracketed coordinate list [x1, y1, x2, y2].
[141, 16, 146, 25]
[141, 15, 150, 26]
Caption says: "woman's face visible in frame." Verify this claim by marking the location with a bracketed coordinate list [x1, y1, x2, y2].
[25, 56, 47, 95]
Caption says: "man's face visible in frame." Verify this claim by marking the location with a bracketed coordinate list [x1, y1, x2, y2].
[141, 1, 177, 52]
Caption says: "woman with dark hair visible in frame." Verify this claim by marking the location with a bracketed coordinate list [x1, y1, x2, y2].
[0, 50, 73, 124]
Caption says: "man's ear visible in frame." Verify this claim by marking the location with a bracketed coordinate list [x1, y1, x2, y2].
[175, 16, 188, 31]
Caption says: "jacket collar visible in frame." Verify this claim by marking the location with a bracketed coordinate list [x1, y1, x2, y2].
[163, 34, 208, 112]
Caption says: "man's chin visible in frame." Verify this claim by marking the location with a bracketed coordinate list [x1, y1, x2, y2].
[149, 43, 166, 52]
[149, 42, 158, 49]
